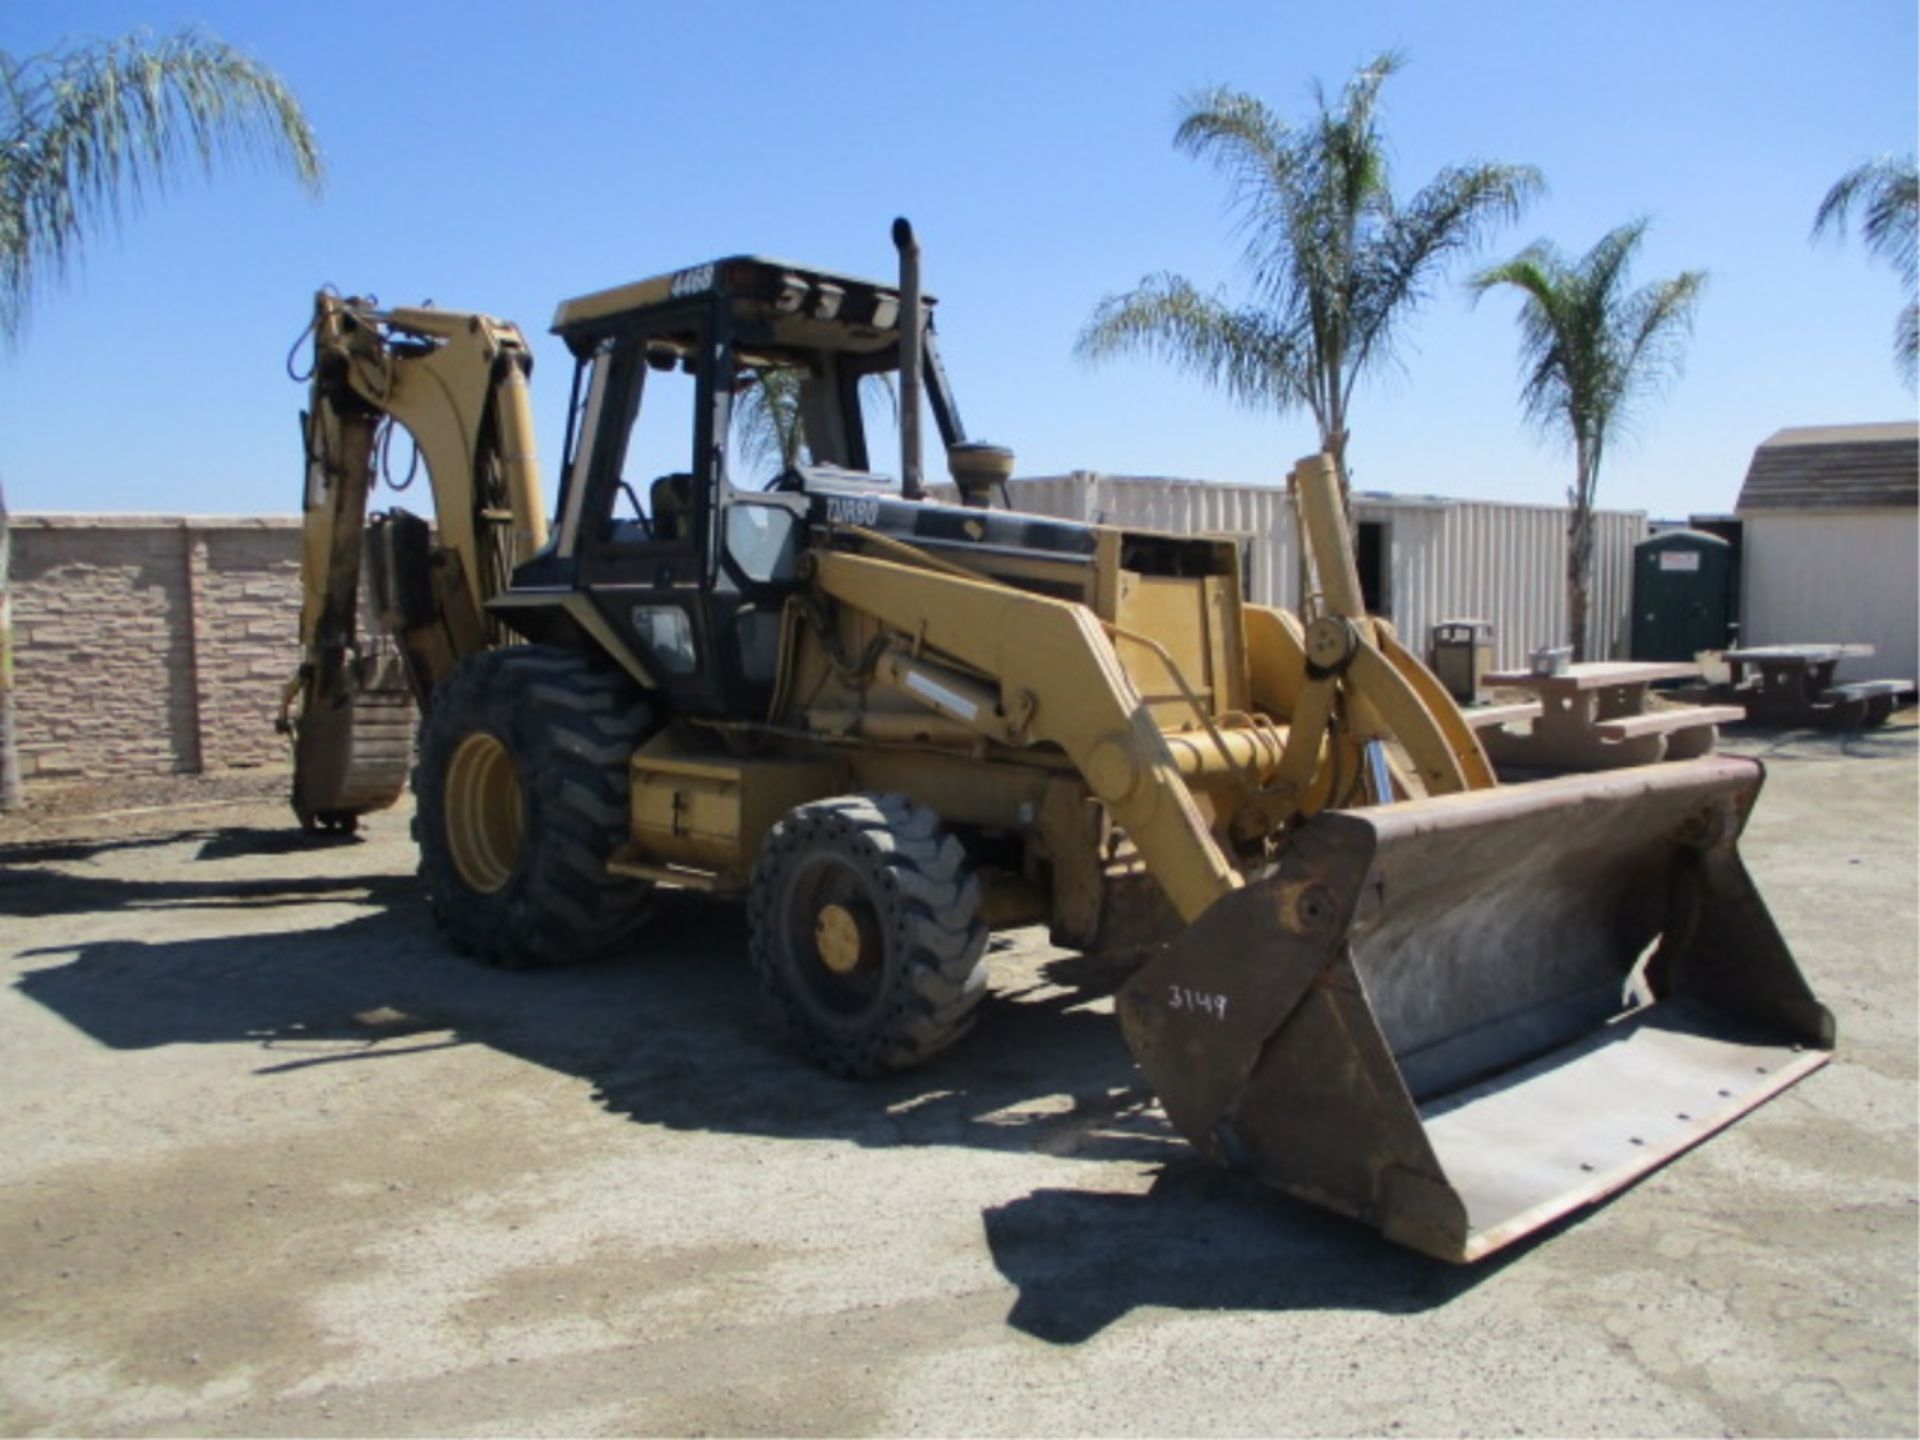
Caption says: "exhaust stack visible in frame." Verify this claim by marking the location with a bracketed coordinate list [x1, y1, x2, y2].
[892, 217, 925, 501]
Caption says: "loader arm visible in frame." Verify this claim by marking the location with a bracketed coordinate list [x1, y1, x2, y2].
[285, 292, 548, 829]
[811, 548, 1244, 922]
[1276, 452, 1497, 801]
[810, 455, 1500, 924]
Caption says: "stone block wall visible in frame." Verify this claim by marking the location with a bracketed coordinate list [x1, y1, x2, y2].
[6, 516, 303, 782]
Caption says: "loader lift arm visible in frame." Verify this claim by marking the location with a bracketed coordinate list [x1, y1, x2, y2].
[813, 451, 1498, 926]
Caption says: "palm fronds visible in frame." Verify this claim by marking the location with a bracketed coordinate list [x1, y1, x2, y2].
[1077, 273, 1305, 413]
[0, 27, 324, 340]
[1813, 154, 1918, 384]
[1081, 53, 1537, 489]
[1472, 222, 1705, 653]
[1472, 221, 1703, 486]
[733, 366, 807, 475]
[731, 365, 898, 480]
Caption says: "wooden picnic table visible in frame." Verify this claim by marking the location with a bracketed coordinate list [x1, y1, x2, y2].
[1723, 643, 1871, 678]
[1724, 643, 1873, 693]
[1483, 659, 1704, 696]
[1720, 643, 1904, 728]
[1476, 660, 1745, 770]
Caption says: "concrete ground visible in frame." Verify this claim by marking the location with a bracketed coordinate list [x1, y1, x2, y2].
[0, 725, 1914, 1437]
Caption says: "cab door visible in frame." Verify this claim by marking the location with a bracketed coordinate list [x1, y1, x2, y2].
[570, 305, 726, 711]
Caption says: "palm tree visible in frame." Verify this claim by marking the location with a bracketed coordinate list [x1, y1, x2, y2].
[1078, 51, 1539, 517]
[1812, 154, 1918, 386]
[1472, 221, 1706, 659]
[1, 27, 323, 342]
[0, 28, 321, 809]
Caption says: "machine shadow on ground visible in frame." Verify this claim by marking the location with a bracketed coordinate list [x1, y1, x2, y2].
[0, 818, 1515, 1336]
[978, 1171, 1514, 1343]
[1, 825, 1161, 1163]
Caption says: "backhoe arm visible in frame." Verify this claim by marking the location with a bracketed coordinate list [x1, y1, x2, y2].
[298, 294, 547, 670]
[285, 292, 548, 829]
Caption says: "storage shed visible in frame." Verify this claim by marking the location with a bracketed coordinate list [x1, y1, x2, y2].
[995, 472, 1646, 668]
[1734, 423, 1918, 683]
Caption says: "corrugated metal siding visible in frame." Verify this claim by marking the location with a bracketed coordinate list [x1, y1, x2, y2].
[1377, 498, 1642, 665]
[1740, 511, 1919, 683]
[1002, 474, 1643, 665]
[993, 473, 1090, 522]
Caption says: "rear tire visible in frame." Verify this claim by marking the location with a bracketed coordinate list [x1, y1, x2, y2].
[413, 646, 653, 968]
[749, 794, 988, 1077]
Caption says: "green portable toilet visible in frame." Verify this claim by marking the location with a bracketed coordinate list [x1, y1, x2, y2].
[1632, 529, 1734, 661]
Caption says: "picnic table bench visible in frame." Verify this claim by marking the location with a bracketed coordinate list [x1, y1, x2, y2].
[1475, 660, 1744, 770]
[1460, 700, 1544, 731]
[1720, 644, 1913, 729]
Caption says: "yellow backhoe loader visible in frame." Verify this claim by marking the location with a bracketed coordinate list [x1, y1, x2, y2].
[281, 221, 1831, 1261]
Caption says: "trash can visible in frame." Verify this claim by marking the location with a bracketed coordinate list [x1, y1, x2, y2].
[1430, 619, 1493, 705]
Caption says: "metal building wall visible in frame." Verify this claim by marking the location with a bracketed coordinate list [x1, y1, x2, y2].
[1739, 510, 1919, 683]
[1004, 473, 1644, 665]
[1378, 496, 1644, 665]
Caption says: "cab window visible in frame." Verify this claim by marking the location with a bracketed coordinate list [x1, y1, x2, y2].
[592, 337, 701, 547]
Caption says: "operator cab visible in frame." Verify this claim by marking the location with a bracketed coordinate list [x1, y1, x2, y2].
[496, 250, 1023, 719]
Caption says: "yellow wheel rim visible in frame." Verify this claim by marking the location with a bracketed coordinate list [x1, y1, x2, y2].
[445, 731, 524, 894]
[815, 902, 868, 976]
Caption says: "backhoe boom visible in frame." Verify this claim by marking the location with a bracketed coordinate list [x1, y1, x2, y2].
[283, 293, 547, 830]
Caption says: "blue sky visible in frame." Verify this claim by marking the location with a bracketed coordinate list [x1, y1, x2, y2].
[1, 1, 1914, 522]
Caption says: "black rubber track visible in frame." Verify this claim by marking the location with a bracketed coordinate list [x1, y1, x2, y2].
[413, 646, 654, 968]
[748, 793, 989, 1077]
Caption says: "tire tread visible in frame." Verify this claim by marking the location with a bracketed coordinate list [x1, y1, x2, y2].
[748, 792, 989, 1077]
[413, 645, 654, 969]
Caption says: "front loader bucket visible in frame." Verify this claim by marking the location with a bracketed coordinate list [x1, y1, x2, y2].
[1116, 755, 1833, 1262]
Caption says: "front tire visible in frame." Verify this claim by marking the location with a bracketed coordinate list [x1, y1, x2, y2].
[413, 646, 653, 968]
[749, 794, 989, 1077]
